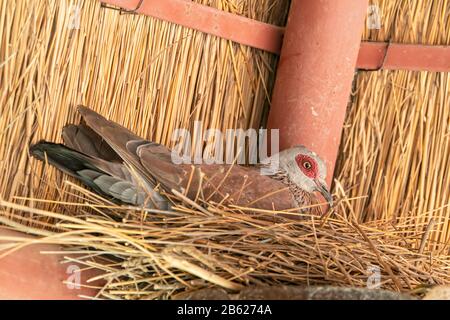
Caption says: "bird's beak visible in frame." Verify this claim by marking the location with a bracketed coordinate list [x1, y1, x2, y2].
[314, 178, 333, 206]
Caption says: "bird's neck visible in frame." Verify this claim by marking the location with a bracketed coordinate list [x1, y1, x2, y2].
[271, 169, 320, 213]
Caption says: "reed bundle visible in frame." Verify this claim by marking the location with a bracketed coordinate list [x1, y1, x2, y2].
[335, 0, 450, 252]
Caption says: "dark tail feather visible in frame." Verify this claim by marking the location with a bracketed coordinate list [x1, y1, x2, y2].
[30, 141, 114, 197]
[29, 141, 170, 209]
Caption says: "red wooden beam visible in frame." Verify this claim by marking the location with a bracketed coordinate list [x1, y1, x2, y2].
[0, 228, 104, 299]
[99, 1, 450, 72]
[357, 42, 450, 72]
[99, 0, 284, 54]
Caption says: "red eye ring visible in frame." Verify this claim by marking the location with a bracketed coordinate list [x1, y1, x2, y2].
[295, 154, 317, 178]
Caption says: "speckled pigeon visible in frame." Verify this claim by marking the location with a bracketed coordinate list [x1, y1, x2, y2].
[30, 106, 332, 213]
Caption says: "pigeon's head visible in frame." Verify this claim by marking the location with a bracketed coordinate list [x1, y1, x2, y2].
[278, 146, 332, 205]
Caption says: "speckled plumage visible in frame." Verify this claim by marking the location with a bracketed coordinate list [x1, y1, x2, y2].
[270, 169, 323, 215]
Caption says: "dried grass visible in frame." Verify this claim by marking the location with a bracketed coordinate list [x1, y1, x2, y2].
[335, 0, 450, 252]
[0, 0, 449, 299]
[1, 183, 448, 299]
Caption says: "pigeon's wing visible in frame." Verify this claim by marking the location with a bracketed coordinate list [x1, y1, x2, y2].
[77, 106, 146, 171]
[137, 144, 188, 191]
[62, 123, 121, 162]
[77, 105, 187, 191]
[30, 142, 169, 209]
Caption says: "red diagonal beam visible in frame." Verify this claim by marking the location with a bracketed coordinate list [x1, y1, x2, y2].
[99, 0, 284, 54]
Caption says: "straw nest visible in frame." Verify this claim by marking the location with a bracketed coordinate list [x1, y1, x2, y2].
[1, 181, 449, 299]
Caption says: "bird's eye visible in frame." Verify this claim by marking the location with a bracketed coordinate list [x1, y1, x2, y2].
[303, 161, 312, 170]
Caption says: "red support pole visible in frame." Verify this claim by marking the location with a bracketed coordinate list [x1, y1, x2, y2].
[267, 0, 369, 185]
[0, 228, 102, 299]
